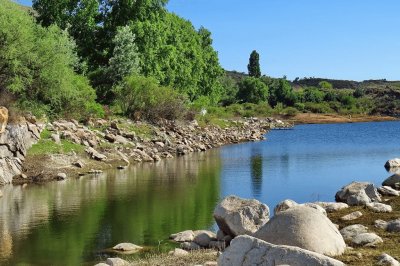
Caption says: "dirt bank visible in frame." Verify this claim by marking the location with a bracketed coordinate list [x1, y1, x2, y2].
[288, 113, 398, 124]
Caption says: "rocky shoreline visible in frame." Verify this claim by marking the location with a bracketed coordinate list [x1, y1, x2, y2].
[0, 116, 292, 185]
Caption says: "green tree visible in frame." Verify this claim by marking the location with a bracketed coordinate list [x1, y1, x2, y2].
[319, 81, 333, 90]
[219, 75, 239, 106]
[248, 50, 261, 78]
[268, 79, 296, 107]
[304, 87, 325, 103]
[238, 77, 269, 104]
[108, 26, 141, 83]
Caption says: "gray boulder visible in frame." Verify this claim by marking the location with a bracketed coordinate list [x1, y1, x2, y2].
[314, 202, 349, 213]
[375, 219, 389, 230]
[335, 182, 381, 206]
[383, 174, 400, 189]
[169, 230, 195, 242]
[218, 235, 345, 266]
[193, 230, 216, 247]
[105, 258, 129, 266]
[112, 243, 142, 252]
[366, 202, 392, 213]
[387, 219, 400, 232]
[340, 224, 368, 241]
[274, 199, 298, 215]
[351, 233, 383, 247]
[378, 186, 400, 197]
[340, 211, 363, 221]
[253, 206, 346, 256]
[213, 195, 269, 236]
[168, 248, 188, 257]
[377, 253, 400, 266]
[385, 159, 400, 169]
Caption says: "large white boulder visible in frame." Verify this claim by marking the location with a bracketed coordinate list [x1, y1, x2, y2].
[366, 202, 392, 213]
[253, 206, 346, 256]
[335, 182, 381, 206]
[340, 224, 368, 241]
[213, 195, 269, 236]
[314, 202, 349, 213]
[218, 235, 345, 266]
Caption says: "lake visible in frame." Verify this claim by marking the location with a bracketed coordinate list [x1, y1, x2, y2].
[1, 121, 399, 265]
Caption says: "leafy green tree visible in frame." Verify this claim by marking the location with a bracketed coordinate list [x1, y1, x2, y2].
[108, 26, 141, 83]
[353, 87, 365, 98]
[238, 77, 269, 104]
[219, 75, 239, 106]
[268, 79, 296, 107]
[304, 87, 325, 103]
[248, 50, 261, 78]
[319, 81, 333, 89]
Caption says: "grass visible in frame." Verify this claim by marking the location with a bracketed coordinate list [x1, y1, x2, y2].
[28, 129, 85, 156]
[330, 196, 400, 265]
[129, 250, 218, 266]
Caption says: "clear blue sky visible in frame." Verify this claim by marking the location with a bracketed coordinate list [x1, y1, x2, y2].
[16, 0, 400, 81]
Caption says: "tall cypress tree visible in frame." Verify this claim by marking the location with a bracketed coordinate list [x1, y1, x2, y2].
[248, 50, 261, 78]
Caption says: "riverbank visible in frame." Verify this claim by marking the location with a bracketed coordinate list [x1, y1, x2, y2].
[288, 113, 397, 124]
[8, 117, 291, 185]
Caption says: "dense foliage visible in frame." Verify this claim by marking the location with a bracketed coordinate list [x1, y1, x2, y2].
[0, 0, 101, 119]
[248, 50, 261, 78]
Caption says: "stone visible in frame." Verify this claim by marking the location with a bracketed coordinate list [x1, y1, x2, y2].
[170, 230, 195, 242]
[180, 241, 201, 250]
[85, 147, 107, 161]
[377, 253, 400, 266]
[88, 169, 103, 174]
[375, 220, 389, 230]
[203, 262, 218, 266]
[383, 174, 400, 189]
[56, 173, 67, 180]
[216, 229, 226, 241]
[274, 199, 298, 215]
[378, 186, 400, 196]
[193, 230, 216, 247]
[168, 248, 188, 257]
[94, 263, 109, 266]
[366, 202, 392, 213]
[335, 182, 381, 206]
[386, 219, 400, 232]
[0, 106, 8, 134]
[105, 134, 117, 143]
[213, 195, 269, 237]
[218, 235, 345, 266]
[351, 233, 383, 247]
[73, 160, 85, 168]
[303, 203, 327, 216]
[340, 211, 363, 221]
[314, 202, 349, 212]
[112, 243, 142, 252]
[105, 258, 129, 266]
[51, 133, 61, 144]
[340, 224, 368, 241]
[254, 206, 346, 256]
[385, 159, 400, 169]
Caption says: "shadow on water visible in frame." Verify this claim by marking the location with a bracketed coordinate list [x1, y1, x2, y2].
[0, 151, 221, 265]
[250, 149, 263, 198]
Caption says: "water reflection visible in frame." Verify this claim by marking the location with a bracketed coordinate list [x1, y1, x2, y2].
[0, 151, 221, 265]
[250, 152, 263, 197]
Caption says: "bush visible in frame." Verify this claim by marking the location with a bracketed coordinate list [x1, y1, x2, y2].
[283, 107, 298, 116]
[237, 77, 269, 104]
[114, 75, 188, 121]
[304, 102, 333, 113]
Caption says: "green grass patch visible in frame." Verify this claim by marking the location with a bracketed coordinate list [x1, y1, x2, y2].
[28, 129, 85, 156]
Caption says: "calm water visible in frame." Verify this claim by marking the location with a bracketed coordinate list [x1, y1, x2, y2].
[1, 121, 400, 265]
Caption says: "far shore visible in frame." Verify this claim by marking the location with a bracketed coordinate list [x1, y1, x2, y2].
[286, 113, 398, 125]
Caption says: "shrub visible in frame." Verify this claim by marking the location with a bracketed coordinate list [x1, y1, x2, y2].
[237, 77, 269, 104]
[283, 107, 298, 116]
[114, 75, 187, 121]
[304, 102, 333, 113]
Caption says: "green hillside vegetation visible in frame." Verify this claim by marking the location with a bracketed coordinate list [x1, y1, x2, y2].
[1, 0, 399, 123]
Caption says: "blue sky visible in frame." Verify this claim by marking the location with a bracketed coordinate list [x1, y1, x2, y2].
[16, 0, 400, 81]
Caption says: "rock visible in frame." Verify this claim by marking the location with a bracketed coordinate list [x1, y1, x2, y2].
[85, 147, 107, 161]
[377, 253, 400, 266]
[340, 224, 368, 241]
[340, 211, 363, 221]
[375, 220, 389, 230]
[180, 241, 200, 250]
[56, 173, 67, 180]
[105, 258, 129, 266]
[382, 174, 400, 189]
[335, 182, 381, 206]
[203, 262, 218, 266]
[253, 206, 346, 256]
[88, 169, 103, 174]
[155, 141, 165, 148]
[193, 230, 216, 247]
[94, 263, 109, 266]
[112, 243, 142, 252]
[274, 199, 298, 215]
[168, 248, 189, 257]
[378, 186, 400, 196]
[0, 106, 8, 134]
[274, 200, 326, 216]
[366, 202, 392, 213]
[213, 195, 269, 237]
[170, 230, 195, 242]
[314, 202, 349, 212]
[132, 149, 154, 162]
[216, 229, 226, 241]
[385, 159, 400, 169]
[73, 160, 85, 168]
[351, 233, 383, 247]
[51, 133, 61, 144]
[386, 219, 400, 232]
[218, 235, 345, 266]
[105, 134, 117, 143]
